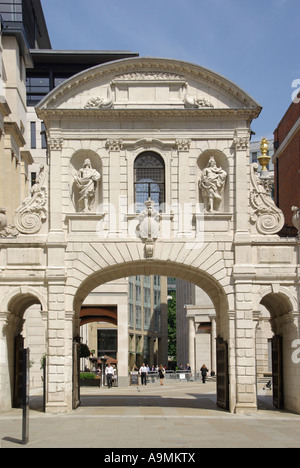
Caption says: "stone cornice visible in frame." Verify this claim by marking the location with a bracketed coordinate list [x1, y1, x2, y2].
[37, 107, 261, 122]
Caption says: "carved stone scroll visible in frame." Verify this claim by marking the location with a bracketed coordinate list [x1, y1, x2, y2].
[250, 163, 284, 235]
[14, 165, 48, 235]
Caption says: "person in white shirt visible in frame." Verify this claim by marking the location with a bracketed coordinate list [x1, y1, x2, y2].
[139, 363, 148, 386]
[105, 363, 115, 388]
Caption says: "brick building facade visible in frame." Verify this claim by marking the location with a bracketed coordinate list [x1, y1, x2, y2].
[273, 95, 300, 232]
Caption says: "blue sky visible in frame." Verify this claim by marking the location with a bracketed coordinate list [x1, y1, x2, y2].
[41, 0, 300, 141]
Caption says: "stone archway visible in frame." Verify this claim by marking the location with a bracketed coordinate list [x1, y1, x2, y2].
[0, 288, 46, 410]
[254, 287, 300, 413]
[68, 257, 231, 409]
[0, 57, 299, 416]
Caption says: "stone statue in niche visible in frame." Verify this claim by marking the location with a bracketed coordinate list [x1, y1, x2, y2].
[73, 159, 101, 212]
[200, 156, 227, 212]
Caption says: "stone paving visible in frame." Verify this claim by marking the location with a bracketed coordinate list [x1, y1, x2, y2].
[0, 381, 299, 449]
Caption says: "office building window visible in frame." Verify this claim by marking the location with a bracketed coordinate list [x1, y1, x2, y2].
[31, 172, 37, 187]
[97, 329, 117, 360]
[26, 75, 50, 106]
[30, 122, 36, 149]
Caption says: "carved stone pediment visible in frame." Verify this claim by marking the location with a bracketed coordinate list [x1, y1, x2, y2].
[250, 163, 284, 235]
[36, 58, 261, 117]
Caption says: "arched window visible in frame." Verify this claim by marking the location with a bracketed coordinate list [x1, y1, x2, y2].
[134, 152, 165, 211]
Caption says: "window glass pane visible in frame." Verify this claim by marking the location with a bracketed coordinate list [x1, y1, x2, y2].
[54, 77, 68, 87]
[30, 122, 36, 149]
[26, 76, 50, 93]
[97, 329, 117, 359]
[134, 152, 165, 211]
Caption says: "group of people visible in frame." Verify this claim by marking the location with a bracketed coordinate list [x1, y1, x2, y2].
[139, 363, 166, 386]
[105, 362, 212, 388]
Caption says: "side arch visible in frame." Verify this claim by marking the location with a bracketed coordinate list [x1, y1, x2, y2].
[1, 286, 47, 316]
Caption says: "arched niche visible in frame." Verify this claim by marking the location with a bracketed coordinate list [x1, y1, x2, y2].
[197, 150, 230, 212]
[69, 150, 102, 213]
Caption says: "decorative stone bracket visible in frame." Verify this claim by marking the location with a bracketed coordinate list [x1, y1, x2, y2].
[250, 163, 284, 235]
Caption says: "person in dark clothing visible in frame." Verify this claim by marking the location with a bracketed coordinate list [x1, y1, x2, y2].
[200, 364, 209, 384]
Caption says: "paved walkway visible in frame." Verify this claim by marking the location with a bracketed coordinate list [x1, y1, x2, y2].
[0, 381, 299, 449]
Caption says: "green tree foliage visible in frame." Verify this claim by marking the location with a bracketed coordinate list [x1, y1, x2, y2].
[80, 343, 91, 359]
[168, 290, 177, 360]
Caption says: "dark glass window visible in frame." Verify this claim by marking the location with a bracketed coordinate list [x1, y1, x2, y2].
[30, 122, 36, 149]
[54, 76, 68, 87]
[0, 1, 22, 22]
[26, 76, 50, 106]
[97, 329, 117, 360]
[134, 152, 165, 212]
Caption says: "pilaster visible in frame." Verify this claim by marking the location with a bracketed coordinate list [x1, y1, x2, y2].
[234, 283, 257, 414]
[233, 133, 250, 236]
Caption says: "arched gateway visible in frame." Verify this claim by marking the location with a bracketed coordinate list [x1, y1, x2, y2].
[0, 58, 299, 415]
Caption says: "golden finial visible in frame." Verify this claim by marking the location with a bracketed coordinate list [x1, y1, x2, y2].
[258, 137, 270, 172]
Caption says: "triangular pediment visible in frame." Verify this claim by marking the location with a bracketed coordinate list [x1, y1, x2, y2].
[36, 57, 261, 115]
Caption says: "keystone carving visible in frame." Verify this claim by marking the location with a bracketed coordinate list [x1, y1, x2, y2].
[137, 198, 160, 259]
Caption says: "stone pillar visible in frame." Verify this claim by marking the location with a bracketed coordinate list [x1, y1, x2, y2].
[175, 139, 193, 237]
[106, 139, 123, 237]
[210, 315, 217, 374]
[187, 314, 196, 376]
[117, 302, 129, 387]
[234, 284, 257, 414]
[0, 312, 11, 410]
[233, 133, 250, 234]
[47, 136, 64, 233]
[46, 281, 71, 413]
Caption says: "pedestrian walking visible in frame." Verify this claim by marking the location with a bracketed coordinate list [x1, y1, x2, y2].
[200, 364, 209, 384]
[158, 364, 165, 385]
[105, 363, 114, 388]
[139, 363, 148, 385]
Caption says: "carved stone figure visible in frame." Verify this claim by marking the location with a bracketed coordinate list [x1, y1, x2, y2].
[291, 206, 300, 238]
[85, 85, 113, 109]
[73, 159, 101, 212]
[138, 198, 160, 258]
[200, 156, 227, 212]
[184, 83, 214, 109]
[0, 208, 19, 238]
